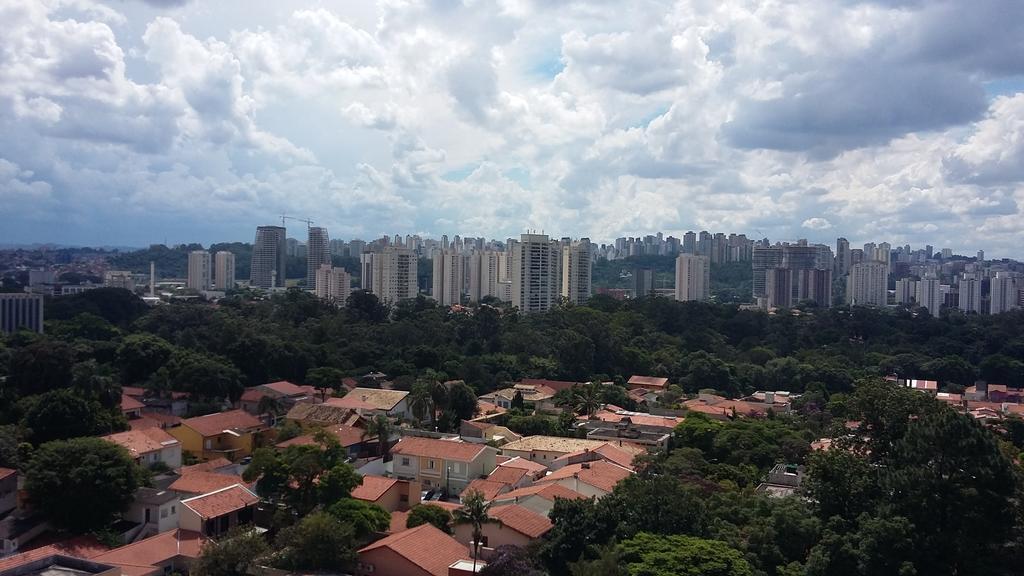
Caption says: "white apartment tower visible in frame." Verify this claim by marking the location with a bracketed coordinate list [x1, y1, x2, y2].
[511, 233, 560, 313]
[187, 250, 211, 291]
[214, 251, 236, 291]
[468, 250, 508, 302]
[432, 250, 465, 306]
[895, 278, 918, 305]
[315, 264, 352, 305]
[675, 254, 710, 302]
[561, 239, 593, 305]
[251, 225, 287, 289]
[916, 275, 943, 317]
[990, 273, 1020, 314]
[846, 262, 888, 307]
[306, 227, 331, 292]
[361, 247, 418, 305]
[958, 276, 982, 314]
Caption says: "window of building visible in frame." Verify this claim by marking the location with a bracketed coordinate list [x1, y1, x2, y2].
[428, 459, 435, 469]
[401, 457, 410, 467]
[204, 439, 212, 449]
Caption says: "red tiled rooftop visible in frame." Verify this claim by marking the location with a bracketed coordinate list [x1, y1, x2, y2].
[352, 475, 398, 502]
[495, 483, 585, 503]
[497, 457, 548, 477]
[391, 437, 487, 463]
[179, 457, 232, 474]
[240, 388, 267, 403]
[121, 393, 145, 412]
[122, 386, 147, 398]
[586, 409, 683, 429]
[169, 471, 246, 495]
[517, 379, 581, 393]
[627, 375, 669, 389]
[261, 380, 309, 396]
[463, 479, 509, 501]
[537, 460, 633, 493]
[0, 467, 16, 481]
[488, 504, 553, 538]
[93, 529, 205, 568]
[389, 510, 411, 533]
[276, 424, 370, 449]
[181, 485, 258, 519]
[103, 428, 179, 458]
[486, 466, 527, 486]
[181, 409, 263, 437]
[358, 523, 469, 576]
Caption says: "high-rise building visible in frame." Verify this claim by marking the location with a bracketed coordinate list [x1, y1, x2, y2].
[752, 246, 784, 298]
[361, 246, 418, 304]
[511, 233, 559, 313]
[633, 267, 654, 298]
[796, 269, 832, 307]
[187, 250, 211, 291]
[765, 268, 794, 308]
[675, 254, 710, 302]
[846, 262, 888, 307]
[977, 250, 985, 262]
[682, 231, 696, 254]
[561, 239, 593, 305]
[432, 250, 465, 306]
[468, 251, 505, 302]
[315, 264, 352, 305]
[251, 225, 287, 289]
[306, 227, 331, 291]
[835, 237, 850, 277]
[958, 277, 982, 314]
[916, 275, 943, 317]
[990, 273, 1020, 314]
[877, 242, 892, 273]
[895, 278, 917, 305]
[214, 251, 236, 291]
[1, 293, 44, 335]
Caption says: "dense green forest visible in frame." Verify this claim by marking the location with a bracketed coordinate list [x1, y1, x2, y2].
[2, 288, 1024, 574]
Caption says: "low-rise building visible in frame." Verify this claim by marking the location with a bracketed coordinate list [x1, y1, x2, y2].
[626, 376, 669, 392]
[0, 468, 16, 516]
[123, 488, 180, 540]
[179, 485, 259, 537]
[491, 483, 585, 517]
[285, 403, 363, 429]
[102, 428, 182, 469]
[168, 471, 247, 497]
[535, 460, 633, 498]
[756, 464, 805, 497]
[168, 410, 267, 462]
[452, 504, 551, 550]
[328, 388, 411, 419]
[390, 437, 497, 495]
[352, 476, 421, 512]
[480, 383, 559, 412]
[356, 523, 471, 576]
[275, 424, 373, 458]
[499, 435, 621, 467]
[91, 529, 206, 576]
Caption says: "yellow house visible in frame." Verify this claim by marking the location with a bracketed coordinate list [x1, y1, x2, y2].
[169, 409, 267, 462]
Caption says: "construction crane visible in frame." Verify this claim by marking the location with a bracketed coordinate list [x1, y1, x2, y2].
[280, 215, 314, 229]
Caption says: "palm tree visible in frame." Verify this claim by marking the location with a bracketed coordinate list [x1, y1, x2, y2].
[409, 382, 434, 424]
[362, 414, 394, 460]
[453, 489, 501, 571]
[573, 382, 603, 418]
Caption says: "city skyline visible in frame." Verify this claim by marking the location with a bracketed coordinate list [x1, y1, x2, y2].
[2, 1, 1023, 257]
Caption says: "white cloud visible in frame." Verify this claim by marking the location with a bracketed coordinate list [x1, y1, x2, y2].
[802, 217, 833, 230]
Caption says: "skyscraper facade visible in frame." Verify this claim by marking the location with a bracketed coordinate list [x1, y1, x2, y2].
[990, 273, 1020, 314]
[432, 250, 465, 306]
[251, 225, 287, 289]
[187, 250, 211, 291]
[675, 254, 710, 302]
[895, 278, 918, 305]
[315, 264, 352, 305]
[765, 268, 794, 308]
[214, 251, 236, 291]
[835, 237, 850, 278]
[561, 239, 593, 305]
[511, 233, 559, 313]
[468, 251, 504, 302]
[0, 293, 43, 335]
[795, 269, 833, 307]
[958, 277, 982, 314]
[916, 276, 943, 317]
[846, 262, 888, 307]
[361, 246, 418, 304]
[306, 227, 331, 291]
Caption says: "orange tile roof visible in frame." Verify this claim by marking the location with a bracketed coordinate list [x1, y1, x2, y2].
[358, 523, 469, 576]
[476, 400, 506, 416]
[488, 504, 553, 538]
[128, 411, 182, 430]
[463, 479, 509, 501]
[122, 386, 147, 398]
[495, 483, 585, 503]
[486, 466, 527, 486]
[586, 409, 683, 430]
[93, 530, 205, 568]
[497, 457, 549, 477]
[261, 380, 309, 396]
[627, 376, 669, 389]
[103, 428, 179, 458]
[537, 460, 633, 493]
[240, 388, 267, 403]
[181, 409, 264, 437]
[179, 458, 232, 474]
[391, 437, 488, 463]
[389, 510, 411, 533]
[352, 475, 399, 502]
[0, 467, 16, 481]
[276, 424, 370, 449]
[169, 471, 246, 495]
[517, 379, 581, 393]
[181, 484, 259, 519]
[121, 394, 145, 412]
[553, 443, 639, 470]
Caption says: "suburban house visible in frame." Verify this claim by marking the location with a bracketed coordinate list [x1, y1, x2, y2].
[123, 488, 180, 540]
[484, 465, 533, 491]
[168, 409, 267, 462]
[286, 403, 363, 429]
[452, 504, 552, 550]
[238, 380, 321, 415]
[756, 464, 805, 498]
[391, 437, 497, 495]
[626, 375, 669, 392]
[0, 553, 119, 576]
[275, 424, 372, 458]
[326, 388, 410, 419]
[462, 479, 510, 501]
[576, 410, 675, 449]
[493, 456, 548, 480]
[550, 442, 641, 471]
[480, 383, 559, 412]
[458, 420, 522, 446]
[535, 460, 633, 498]
[0, 468, 16, 516]
[491, 483, 585, 516]
[168, 471, 247, 497]
[91, 529, 206, 576]
[120, 394, 144, 419]
[683, 392, 774, 420]
[179, 485, 259, 537]
[356, 523, 472, 576]
[102, 428, 182, 469]
[352, 475, 421, 512]
[499, 435, 614, 467]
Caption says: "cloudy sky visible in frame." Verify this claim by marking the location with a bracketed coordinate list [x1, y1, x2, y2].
[1, 0, 1023, 256]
